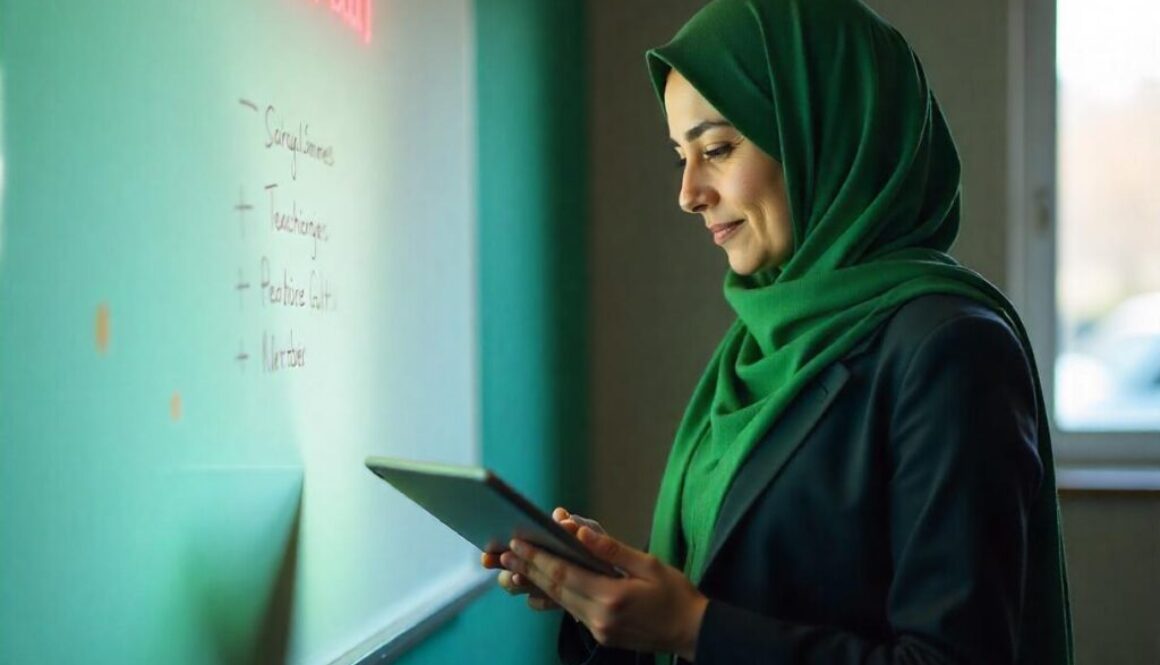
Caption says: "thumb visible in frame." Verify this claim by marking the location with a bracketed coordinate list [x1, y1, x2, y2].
[577, 526, 653, 577]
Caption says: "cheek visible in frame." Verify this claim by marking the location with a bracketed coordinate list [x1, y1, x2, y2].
[721, 172, 770, 216]
[726, 176, 788, 241]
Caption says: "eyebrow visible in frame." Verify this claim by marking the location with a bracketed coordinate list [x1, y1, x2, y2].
[669, 120, 734, 146]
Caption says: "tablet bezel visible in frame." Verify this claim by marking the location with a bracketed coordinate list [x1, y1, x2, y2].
[365, 456, 623, 578]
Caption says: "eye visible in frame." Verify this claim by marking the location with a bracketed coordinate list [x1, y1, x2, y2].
[704, 143, 735, 160]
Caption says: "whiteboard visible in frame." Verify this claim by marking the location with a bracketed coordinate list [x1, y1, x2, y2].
[0, 1, 483, 662]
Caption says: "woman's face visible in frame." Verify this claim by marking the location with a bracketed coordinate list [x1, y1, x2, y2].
[664, 70, 793, 275]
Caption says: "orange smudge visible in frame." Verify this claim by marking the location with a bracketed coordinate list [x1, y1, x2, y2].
[95, 303, 110, 354]
[170, 392, 183, 422]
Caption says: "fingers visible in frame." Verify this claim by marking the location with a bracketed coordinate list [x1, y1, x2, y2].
[488, 548, 558, 599]
[526, 595, 560, 612]
[497, 565, 562, 612]
[481, 551, 504, 570]
[489, 544, 569, 614]
[575, 527, 657, 579]
[497, 569, 526, 594]
[554, 507, 606, 536]
[554, 511, 584, 538]
[498, 569, 536, 595]
[497, 568, 550, 598]
[506, 539, 604, 612]
[571, 514, 606, 535]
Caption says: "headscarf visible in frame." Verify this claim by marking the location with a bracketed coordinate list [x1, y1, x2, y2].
[643, 0, 1072, 661]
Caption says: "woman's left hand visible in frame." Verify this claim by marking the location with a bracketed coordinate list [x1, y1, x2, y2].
[500, 526, 709, 661]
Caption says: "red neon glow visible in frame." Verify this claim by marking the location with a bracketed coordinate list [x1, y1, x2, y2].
[312, 0, 373, 44]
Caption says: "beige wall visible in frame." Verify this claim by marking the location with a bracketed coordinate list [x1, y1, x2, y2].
[587, 0, 727, 546]
[586, 1, 1159, 662]
[868, 0, 1012, 282]
[1060, 492, 1160, 663]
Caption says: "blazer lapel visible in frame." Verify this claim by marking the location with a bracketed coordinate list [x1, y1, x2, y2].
[699, 361, 851, 579]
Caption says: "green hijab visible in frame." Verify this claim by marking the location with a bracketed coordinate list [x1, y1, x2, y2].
[644, 0, 1071, 661]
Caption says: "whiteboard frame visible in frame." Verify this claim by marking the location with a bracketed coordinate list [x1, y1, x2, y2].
[333, 569, 492, 665]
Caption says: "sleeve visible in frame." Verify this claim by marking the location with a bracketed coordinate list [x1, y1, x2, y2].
[692, 313, 1045, 664]
[557, 613, 643, 665]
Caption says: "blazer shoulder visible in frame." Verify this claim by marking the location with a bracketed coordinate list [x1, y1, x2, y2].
[868, 294, 1029, 387]
[881, 293, 1017, 350]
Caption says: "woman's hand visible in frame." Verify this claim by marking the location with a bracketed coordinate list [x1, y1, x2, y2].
[500, 524, 709, 661]
[480, 507, 604, 612]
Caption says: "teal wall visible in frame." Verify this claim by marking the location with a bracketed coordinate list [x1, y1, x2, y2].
[395, 1, 589, 663]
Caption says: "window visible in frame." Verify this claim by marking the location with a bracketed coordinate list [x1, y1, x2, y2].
[1015, 0, 1160, 465]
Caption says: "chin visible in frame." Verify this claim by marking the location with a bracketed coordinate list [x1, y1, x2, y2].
[726, 254, 761, 276]
[727, 250, 785, 277]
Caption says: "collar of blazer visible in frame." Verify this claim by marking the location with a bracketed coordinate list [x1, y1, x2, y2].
[698, 331, 874, 579]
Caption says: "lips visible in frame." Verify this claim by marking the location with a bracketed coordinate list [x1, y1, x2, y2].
[709, 220, 744, 245]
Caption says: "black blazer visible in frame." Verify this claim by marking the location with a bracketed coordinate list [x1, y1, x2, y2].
[560, 295, 1059, 664]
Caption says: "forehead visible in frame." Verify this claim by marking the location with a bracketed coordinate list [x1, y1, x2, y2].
[664, 70, 729, 139]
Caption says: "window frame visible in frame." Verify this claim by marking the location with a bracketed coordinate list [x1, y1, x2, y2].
[1010, 0, 1160, 469]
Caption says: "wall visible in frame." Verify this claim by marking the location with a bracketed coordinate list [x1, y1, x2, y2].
[587, 0, 728, 550]
[1059, 491, 1160, 664]
[586, 1, 1160, 663]
[392, 1, 588, 663]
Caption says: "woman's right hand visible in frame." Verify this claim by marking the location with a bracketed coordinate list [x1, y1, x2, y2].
[480, 507, 606, 612]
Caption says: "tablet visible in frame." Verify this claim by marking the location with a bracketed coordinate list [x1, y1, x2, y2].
[365, 456, 623, 577]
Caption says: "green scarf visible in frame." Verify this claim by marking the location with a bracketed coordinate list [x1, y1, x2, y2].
[644, 0, 1072, 661]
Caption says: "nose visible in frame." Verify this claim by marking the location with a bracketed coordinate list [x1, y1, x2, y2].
[678, 163, 717, 214]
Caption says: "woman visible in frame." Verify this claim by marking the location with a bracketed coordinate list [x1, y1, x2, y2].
[483, 0, 1073, 662]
